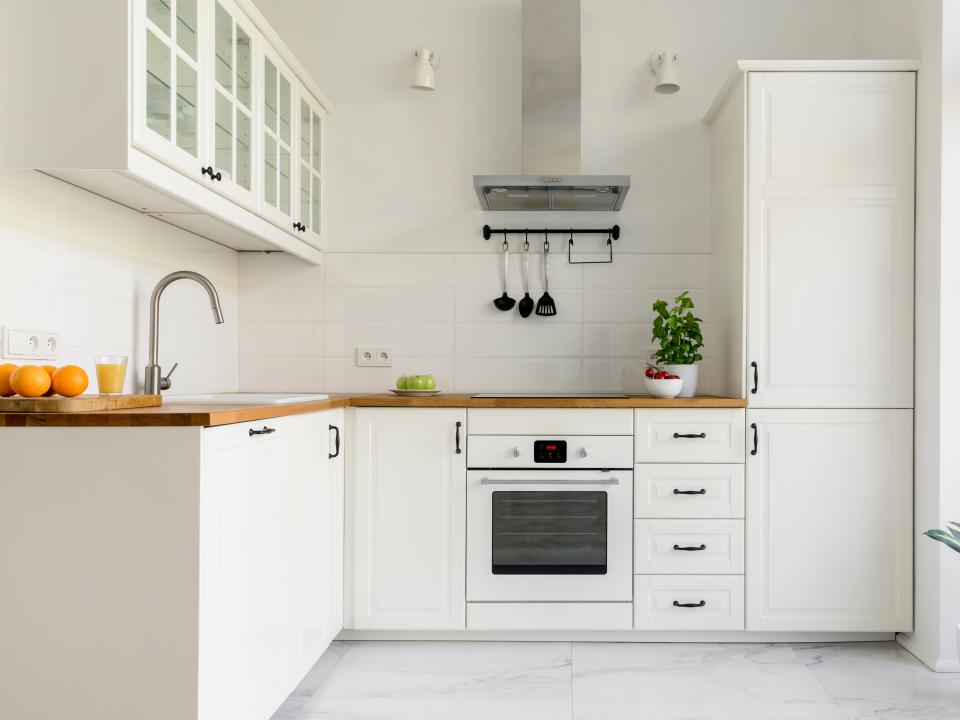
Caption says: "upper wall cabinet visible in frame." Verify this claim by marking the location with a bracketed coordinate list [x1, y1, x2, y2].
[0, 0, 332, 265]
[705, 63, 916, 407]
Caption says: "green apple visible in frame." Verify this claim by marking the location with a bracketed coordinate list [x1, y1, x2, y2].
[396, 375, 408, 390]
[422, 374, 436, 390]
[408, 375, 428, 390]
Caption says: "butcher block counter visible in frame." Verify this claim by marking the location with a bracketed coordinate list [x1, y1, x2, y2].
[0, 393, 746, 427]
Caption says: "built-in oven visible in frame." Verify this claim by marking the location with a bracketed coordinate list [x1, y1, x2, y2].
[467, 435, 633, 602]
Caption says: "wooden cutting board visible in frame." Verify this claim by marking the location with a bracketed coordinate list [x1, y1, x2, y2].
[0, 394, 162, 413]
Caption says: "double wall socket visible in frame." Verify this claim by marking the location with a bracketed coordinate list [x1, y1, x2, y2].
[356, 347, 393, 367]
[1, 326, 60, 361]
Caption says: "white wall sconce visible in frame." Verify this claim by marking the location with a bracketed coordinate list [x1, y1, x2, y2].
[411, 47, 438, 91]
[649, 52, 680, 94]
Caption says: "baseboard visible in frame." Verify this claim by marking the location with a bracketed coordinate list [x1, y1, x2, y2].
[338, 629, 896, 643]
[897, 633, 960, 672]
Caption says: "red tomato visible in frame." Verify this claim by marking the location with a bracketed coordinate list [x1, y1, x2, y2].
[645, 367, 656, 378]
[655, 371, 669, 379]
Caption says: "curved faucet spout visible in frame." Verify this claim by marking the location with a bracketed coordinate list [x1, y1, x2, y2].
[145, 271, 225, 394]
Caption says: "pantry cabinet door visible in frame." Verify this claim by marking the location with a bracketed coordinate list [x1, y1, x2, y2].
[746, 72, 914, 408]
[206, 0, 258, 208]
[323, 409, 346, 645]
[348, 408, 467, 630]
[745, 409, 913, 632]
[132, 0, 207, 178]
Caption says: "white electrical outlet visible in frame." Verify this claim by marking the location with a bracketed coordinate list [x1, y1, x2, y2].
[356, 347, 378, 367]
[356, 346, 394, 367]
[1, 326, 59, 361]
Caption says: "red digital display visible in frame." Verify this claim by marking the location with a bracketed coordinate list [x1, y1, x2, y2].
[545, 445, 557, 450]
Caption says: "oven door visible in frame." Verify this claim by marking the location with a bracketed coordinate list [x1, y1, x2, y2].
[467, 469, 633, 602]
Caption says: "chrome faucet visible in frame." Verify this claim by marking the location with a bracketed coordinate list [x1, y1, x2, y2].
[145, 271, 224, 395]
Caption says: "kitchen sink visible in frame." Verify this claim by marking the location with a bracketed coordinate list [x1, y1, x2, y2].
[165, 393, 330, 405]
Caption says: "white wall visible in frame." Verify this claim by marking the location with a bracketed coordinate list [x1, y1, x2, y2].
[242, 0, 865, 394]
[0, 171, 239, 394]
[854, 0, 960, 672]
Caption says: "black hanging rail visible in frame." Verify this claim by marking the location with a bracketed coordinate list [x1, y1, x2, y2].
[482, 224, 620, 241]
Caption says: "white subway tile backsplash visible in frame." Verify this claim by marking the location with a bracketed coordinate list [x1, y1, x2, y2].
[455, 323, 582, 359]
[237, 250, 722, 394]
[325, 287, 454, 323]
[240, 322, 324, 358]
[0, 171, 240, 395]
[241, 285, 324, 323]
[239, 356, 325, 392]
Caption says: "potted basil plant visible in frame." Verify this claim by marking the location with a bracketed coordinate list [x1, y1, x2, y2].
[651, 291, 704, 397]
[925, 522, 960, 656]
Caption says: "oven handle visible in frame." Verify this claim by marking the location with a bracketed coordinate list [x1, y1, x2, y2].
[479, 477, 620, 485]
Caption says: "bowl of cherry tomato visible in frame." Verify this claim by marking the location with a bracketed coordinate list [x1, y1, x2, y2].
[643, 366, 684, 398]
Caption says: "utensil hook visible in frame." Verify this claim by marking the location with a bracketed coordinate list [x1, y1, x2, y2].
[502, 230, 509, 252]
[523, 231, 529, 252]
[543, 228, 550, 253]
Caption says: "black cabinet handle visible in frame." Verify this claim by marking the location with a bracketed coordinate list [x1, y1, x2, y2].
[673, 488, 707, 495]
[751, 422, 758, 456]
[249, 426, 276, 436]
[673, 544, 707, 551]
[673, 432, 706, 439]
[673, 600, 706, 608]
[455, 421, 462, 455]
[751, 361, 758, 394]
[293, 222, 306, 232]
[328, 424, 341, 459]
[201, 165, 222, 181]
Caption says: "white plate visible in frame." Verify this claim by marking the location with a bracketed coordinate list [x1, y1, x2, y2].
[389, 389, 442, 396]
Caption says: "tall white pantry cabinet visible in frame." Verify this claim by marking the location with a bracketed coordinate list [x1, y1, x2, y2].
[706, 63, 916, 633]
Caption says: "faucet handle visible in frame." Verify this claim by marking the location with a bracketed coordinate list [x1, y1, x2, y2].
[159, 362, 178, 391]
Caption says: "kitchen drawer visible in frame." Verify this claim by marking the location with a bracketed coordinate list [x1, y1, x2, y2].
[634, 575, 745, 630]
[635, 409, 745, 463]
[634, 519, 744, 574]
[468, 408, 633, 435]
[634, 464, 744, 518]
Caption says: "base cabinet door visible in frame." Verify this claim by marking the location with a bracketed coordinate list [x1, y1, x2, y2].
[746, 409, 913, 632]
[323, 410, 346, 645]
[348, 408, 467, 630]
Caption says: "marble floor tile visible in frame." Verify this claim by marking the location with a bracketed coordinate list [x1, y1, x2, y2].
[793, 643, 960, 709]
[294, 697, 571, 720]
[572, 643, 833, 705]
[306, 641, 572, 701]
[273, 640, 958, 720]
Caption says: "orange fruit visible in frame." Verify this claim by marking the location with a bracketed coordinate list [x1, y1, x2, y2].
[0, 363, 17, 396]
[52, 365, 89, 397]
[10, 365, 52, 398]
[41, 365, 57, 396]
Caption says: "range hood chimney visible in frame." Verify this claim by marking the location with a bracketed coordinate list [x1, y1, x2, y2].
[473, 0, 629, 211]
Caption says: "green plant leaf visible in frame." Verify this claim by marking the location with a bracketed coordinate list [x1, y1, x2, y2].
[925, 528, 960, 554]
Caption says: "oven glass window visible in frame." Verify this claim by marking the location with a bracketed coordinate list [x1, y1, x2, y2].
[491, 491, 607, 574]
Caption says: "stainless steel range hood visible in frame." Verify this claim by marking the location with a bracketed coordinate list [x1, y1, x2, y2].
[473, 0, 629, 211]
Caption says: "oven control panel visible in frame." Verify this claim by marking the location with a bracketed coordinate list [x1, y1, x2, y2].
[534, 440, 567, 463]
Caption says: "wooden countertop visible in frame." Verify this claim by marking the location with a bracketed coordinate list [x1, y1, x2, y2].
[0, 393, 746, 427]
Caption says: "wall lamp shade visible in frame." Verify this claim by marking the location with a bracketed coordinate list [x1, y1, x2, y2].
[649, 52, 680, 94]
[411, 47, 437, 90]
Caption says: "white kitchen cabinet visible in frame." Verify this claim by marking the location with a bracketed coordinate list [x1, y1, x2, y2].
[295, 81, 326, 247]
[745, 409, 913, 632]
[347, 408, 467, 630]
[0, 0, 331, 263]
[0, 409, 343, 720]
[635, 409, 745, 463]
[726, 69, 915, 408]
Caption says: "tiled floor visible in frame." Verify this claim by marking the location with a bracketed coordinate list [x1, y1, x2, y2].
[271, 641, 960, 720]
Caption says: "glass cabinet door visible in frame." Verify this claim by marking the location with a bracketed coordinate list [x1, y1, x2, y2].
[209, 0, 255, 206]
[137, 0, 203, 173]
[297, 86, 324, 245]
[262, 45, 296, 232]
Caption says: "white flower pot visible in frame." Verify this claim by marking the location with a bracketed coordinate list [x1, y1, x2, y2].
[664, 364, 698, 397]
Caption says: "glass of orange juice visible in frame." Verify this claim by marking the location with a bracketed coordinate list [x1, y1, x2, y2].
[94, 355, 128, 394]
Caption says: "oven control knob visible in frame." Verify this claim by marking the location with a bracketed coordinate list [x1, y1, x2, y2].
[580, 447, 589, 458]
[512, 446, 521, 458]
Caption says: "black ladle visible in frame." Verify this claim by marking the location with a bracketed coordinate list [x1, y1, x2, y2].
[493, 234, 516, 311]
[518, 233, 534, 317]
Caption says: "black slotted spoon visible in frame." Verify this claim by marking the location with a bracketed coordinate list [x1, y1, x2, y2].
[535, 231, 557, 317]
[493, 232, 516, 312]
[518, 232, 534, 318]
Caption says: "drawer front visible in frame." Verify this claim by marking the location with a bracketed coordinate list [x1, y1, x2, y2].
[634, 519, 744, 574]
[636, 409, 745, 463]
[468, 408, 633, 436]
[635, 464, 744, 518]
[634, 575, 745, 630]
